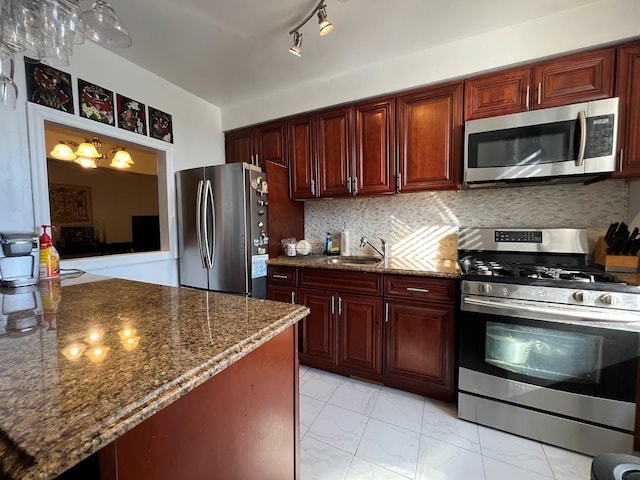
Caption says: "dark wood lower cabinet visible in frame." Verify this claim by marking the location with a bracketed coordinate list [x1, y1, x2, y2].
[95, 326, 300, 480]
[384, 299, 455, 402]
[338, 293, 383, 375]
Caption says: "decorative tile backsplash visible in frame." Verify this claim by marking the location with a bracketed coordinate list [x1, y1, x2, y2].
[304, 180, 628, 259]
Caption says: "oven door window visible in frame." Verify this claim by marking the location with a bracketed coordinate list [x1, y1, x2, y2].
[459, 312, 638, 402]
[485, 321, 603, 383]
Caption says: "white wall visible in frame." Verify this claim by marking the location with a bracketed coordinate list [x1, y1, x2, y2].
[0, 41, 224, 286]
[222, 0, 640, 129]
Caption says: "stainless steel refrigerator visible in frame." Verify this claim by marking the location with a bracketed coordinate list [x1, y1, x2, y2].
[176, 162, 269, 298]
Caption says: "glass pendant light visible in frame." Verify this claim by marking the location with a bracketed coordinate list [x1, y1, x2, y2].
[81, 0, 132, 48]
[50, 142, 77, 160]
[74, 156, 98, 168]
[74, 141, 101, 158]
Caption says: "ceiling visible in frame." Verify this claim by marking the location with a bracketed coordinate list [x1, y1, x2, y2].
[106, 0, 601, 110]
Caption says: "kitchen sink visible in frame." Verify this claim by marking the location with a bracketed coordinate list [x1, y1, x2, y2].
[325, 256, 382, 266]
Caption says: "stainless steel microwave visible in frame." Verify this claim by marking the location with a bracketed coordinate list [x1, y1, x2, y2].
[463, 97, 619, 187]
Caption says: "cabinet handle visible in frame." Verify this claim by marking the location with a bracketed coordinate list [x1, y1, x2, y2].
[385, 302, 389, 323]
[338, 296, 343, 315]
[291, 291, 296, 303]
[407, 287, 430, 293]
[331, 295, 335, 315]
[250, 154, 254, 165]
[353, 176, 358, 195]
[347, 176, 352, 194]
[255, 153, 259, 166]
[273, 274, 288, 279]
[310, 178, 315, 196]
[537, 82, 542, 105]
[619, 149, 624, 172]
[525, 85, 530, 110]
[396, 172, 402, 192]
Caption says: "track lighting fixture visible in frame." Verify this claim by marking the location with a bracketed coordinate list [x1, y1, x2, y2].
[289, 31, 303, 57]
[288, 0, 333, 57]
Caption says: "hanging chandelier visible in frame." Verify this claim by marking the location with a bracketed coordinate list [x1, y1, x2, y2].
[50, 136, 135, 169]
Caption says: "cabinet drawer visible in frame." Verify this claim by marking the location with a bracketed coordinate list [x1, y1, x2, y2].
[384, 275, 456, 304]
[299, 268, 383, 295]
[267, 266, 298, 287]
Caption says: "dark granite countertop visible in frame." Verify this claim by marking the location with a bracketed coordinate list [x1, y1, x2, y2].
[267, 255, 461, 279]
[0, 276, 308, 480]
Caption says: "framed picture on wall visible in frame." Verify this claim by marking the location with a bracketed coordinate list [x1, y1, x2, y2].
[116, 94, 147, 135]
[78, 79, 115, 125]
[24, 58, 74, 114]
[49, 184, 92, 225]
[148, 106, 173, 143]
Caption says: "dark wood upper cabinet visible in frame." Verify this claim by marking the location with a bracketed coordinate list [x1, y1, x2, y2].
[464, 67, 531, 120]
[613, 40, 640, 178]
[225, 121, 287, 168]
[317, 106, 352, 198]
[288, 113, 317, 199]
[354, 97, 396, 196]
[397, 81, 463, 192]
[534, 47, 615, 109]
[225, 128, 254, 165]
[256, 121, 287, 166]
[465, 48, 615, 120]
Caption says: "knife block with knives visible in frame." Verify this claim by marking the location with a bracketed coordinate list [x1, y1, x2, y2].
[594, 222, 640, 272]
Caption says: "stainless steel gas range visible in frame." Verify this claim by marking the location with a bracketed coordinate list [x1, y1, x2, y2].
[457, 228, 640, 457]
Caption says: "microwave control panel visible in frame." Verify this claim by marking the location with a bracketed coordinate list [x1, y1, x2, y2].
[586, 114, 615, 158]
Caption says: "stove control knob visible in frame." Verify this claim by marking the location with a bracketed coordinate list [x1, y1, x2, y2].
[599, 293, 619, 307]
[573, 291, 591, 304]
[478, 283, 492, 294]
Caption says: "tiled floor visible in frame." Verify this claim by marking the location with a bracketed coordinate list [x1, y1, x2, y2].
[299, 366, 593, 480]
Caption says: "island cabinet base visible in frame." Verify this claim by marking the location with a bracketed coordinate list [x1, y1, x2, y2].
[99, 325, 300, 480]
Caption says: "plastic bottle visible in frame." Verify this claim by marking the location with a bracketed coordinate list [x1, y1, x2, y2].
[39, 225, 60, 280]
[325, 232, 332, 255]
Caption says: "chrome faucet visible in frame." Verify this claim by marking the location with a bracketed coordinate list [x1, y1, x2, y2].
[360, 236, 388, 259]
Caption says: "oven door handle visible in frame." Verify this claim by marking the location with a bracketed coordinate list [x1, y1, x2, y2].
[462, 295, 640, 323]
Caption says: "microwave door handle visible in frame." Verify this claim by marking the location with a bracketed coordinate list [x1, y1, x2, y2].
[575, 110, 587, 167]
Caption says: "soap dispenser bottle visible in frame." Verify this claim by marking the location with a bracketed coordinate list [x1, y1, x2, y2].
[325, 232, 332, 255]
[39, 225, 60, 280]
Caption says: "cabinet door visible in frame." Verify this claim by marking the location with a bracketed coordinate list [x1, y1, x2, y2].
[225, 128, 254, 165]
[397, 81, 463, 192]
[464, 67, 532, 120]
[268, 285, 297, 304]
[614, 41, 640, 178]
[299, 288, 336, 365]
[534, 47, 615, 109]
[317, 106, 352, 198]
[256, 121, 287, 167]
[385, 299, 454, 401]
[354, 97, 395, 195]
[288, 114, 317, 199]
[338, 293, 382, 375]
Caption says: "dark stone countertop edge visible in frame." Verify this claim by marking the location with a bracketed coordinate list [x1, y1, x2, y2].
[19, 304, 309, 480]
[267, 255, 461, 278]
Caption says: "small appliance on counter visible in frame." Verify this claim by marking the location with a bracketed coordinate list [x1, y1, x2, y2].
[0, 232, 39, 287]
[0, 285, 43, 336]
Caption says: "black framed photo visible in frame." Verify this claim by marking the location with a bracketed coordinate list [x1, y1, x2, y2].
[78, 79, 115, 125]
[24, 58, 74, 113]
[148, 106, 173, 143]
[116, 93, 147, 135]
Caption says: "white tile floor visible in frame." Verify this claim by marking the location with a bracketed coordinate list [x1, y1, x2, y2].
[299, 366, 593, 480]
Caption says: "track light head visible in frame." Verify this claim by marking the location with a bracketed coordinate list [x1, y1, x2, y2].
[289, 31, 302, 57]
[317, 7, 333, 36]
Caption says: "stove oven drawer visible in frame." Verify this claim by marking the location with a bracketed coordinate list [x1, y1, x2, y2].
[384, 275, 456, 304]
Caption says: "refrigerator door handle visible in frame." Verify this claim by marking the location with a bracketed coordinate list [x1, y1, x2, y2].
[196, 179, 207, 268]
[205, 179, 216, 269]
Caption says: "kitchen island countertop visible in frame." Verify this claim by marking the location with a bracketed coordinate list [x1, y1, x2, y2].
[0, 276, 308, 480]
[267, 255, 461, 278]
